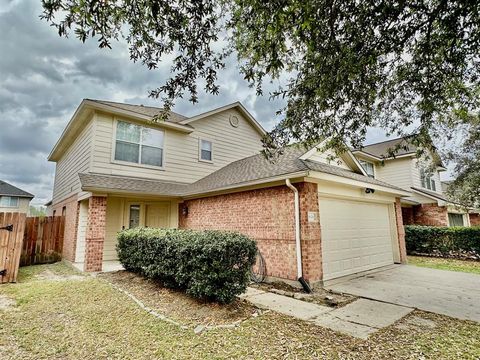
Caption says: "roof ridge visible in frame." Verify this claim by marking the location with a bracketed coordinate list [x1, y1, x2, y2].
[363, 135, 413, 147]
[86, 99, 187, 118]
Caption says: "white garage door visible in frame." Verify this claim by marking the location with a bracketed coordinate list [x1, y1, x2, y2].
[319, 197, 395, 281]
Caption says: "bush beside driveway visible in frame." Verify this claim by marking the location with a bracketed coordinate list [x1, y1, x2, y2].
[1, 263, 480, 359]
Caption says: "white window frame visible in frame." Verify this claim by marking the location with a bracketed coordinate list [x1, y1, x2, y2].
[447, 212, 469, 227]
[0, 196, 19, 208]
[359, 160, 375, 178]
[420, 168, 436, 191]
[112, 118, 166, 170]
[198, 139, 213, 163]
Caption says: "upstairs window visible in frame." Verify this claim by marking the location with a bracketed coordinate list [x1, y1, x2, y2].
[115, 121, 164, 167]
[0, 196, 19, 207]
[199, 139, 213, 162]
[420, 168, 436, 191]
[359, 160, 375, 178]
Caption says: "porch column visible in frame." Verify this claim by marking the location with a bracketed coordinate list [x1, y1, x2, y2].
[394, 197, 407, 264]
[84, 196, 107, 272]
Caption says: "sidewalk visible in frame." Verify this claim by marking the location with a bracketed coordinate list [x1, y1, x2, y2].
[240, 287, 413, 339]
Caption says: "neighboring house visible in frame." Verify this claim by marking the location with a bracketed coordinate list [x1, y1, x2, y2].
[0, 180, 34, 213]
[48, 99, 410, 287]
[352, 138, 479, 227]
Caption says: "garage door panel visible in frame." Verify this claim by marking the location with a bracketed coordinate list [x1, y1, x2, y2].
[320, 197, 395, 280]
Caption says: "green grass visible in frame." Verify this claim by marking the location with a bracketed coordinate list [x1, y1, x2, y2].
[408, 256, 480, 275]
[0, 263, 479, 359]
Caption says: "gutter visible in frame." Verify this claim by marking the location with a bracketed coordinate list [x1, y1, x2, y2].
[285, 179, 312, 293]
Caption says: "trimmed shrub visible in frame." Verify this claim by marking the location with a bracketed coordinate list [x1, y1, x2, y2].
[405, 225, 480, 259]
[116, 228, 257, 303]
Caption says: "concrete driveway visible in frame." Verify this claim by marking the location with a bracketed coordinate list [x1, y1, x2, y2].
[326, 265, 480, 322]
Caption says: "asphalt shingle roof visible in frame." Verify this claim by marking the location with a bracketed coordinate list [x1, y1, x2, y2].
[88, 99, 188, 123]
[357, 137, 417, 158]
[411, 187, 448, 202]
[79, 145, 407, 197]
[0, 180, 34, 198]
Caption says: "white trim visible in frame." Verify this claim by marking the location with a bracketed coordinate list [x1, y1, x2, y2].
[179, 102, 267, 136]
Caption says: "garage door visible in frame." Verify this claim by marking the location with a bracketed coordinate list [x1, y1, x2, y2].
[319, 197, 395, 281]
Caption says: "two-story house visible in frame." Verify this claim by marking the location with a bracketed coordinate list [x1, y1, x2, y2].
[0, 180, 33, 214]
[352, 138, 479, 227]
[48, 99, 410, 287]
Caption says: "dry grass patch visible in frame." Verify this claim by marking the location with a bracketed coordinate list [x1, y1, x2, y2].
[408, 255, 480, 274]
[1, 263, 479, 359]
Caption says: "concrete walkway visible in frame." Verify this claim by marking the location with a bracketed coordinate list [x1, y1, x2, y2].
[326, 265, 480, 322]
[240, 287, 413, 339]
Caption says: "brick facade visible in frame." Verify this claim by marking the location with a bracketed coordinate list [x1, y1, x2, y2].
[84, 196, 107, 272]
[395, 198, 407, 263]
[179, 182, 323, 284]
[51, 194, 79, 262]
[412, 203, 448, 226]
[401, 207, 414, 225]
[470, 213, 480, 226]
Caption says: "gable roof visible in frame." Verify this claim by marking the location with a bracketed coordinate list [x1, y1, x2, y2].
[358, 137, 417, 158]
[179, 102, 267, 136]
[0, 180, 34, 198]
[86, 99, 188, 123]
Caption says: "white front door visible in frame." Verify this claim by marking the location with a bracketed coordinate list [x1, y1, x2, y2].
[319, 197, 395, 281]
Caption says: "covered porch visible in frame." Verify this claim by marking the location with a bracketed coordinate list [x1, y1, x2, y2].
[75, 173, 187, 272]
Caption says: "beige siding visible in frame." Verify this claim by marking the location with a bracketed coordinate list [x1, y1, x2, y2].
[307, 148, 350, 170]
[0, 197, 30, 214]
[375, 157, 413, 191]
[52, 117, 93, 203]
[90, 108, 263, 183]
[411, 158, 443, 194]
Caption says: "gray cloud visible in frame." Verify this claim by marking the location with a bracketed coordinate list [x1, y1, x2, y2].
[0, 0, 397, 206]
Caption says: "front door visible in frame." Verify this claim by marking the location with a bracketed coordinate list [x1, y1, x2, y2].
[145, 203, 170, 228]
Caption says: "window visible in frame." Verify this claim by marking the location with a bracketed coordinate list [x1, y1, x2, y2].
[448, 213, 465, 227]
[420, 168, 436, 191]
[0, 196, 19, 207]
[114, 121, 164, 167]
[199, 139, 213, 162]
[129, 205, 141, 229]
[359, 160, 375, 178]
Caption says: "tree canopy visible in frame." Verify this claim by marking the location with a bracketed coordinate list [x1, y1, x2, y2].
[41, 0, 480, 207]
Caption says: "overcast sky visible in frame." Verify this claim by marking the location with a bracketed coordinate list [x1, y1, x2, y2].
[0, 0, 397, 206]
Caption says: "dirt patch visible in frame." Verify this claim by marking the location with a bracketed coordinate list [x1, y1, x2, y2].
[99, 271, 257, 326]
[0, 295, 17, 311]
[33, 269, 86, 282]
[251, 282, 356, 307]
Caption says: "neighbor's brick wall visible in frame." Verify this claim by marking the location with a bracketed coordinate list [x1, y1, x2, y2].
[179, 183, 322, 283]
[84, 196, 107, 272]
[395, 198, 407, 263]
[401, 207, 414, 225]
[51, 194, 79, 262]
[470, 213, 480, 226]
[412, 203, 448, 226]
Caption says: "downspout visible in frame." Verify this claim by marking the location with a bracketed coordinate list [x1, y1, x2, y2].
[285, 179, 312, 293]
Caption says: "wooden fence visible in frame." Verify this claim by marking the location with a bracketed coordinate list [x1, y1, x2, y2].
[20, 216, 65, 267]
[0, 213, 65, 283]
[0, 212, 26, 283]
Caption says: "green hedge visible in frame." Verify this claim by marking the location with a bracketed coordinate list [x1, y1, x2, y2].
[116, 228, 257, 303]
[405, 225, 480, 258]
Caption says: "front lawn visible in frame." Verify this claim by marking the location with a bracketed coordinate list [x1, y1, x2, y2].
[408, 255, 480, 275]
[1, 263, 479, 359]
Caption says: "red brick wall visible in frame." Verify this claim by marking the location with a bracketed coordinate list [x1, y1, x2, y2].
[413, 203, 448, 226]
[470, 213, 480, 226]
[179, 183, 322, 283]
[401, 207, 414, 225]
[395, 198, 407, 263]
[84, 196, 107, 272]
[51, 194, 79, 262]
